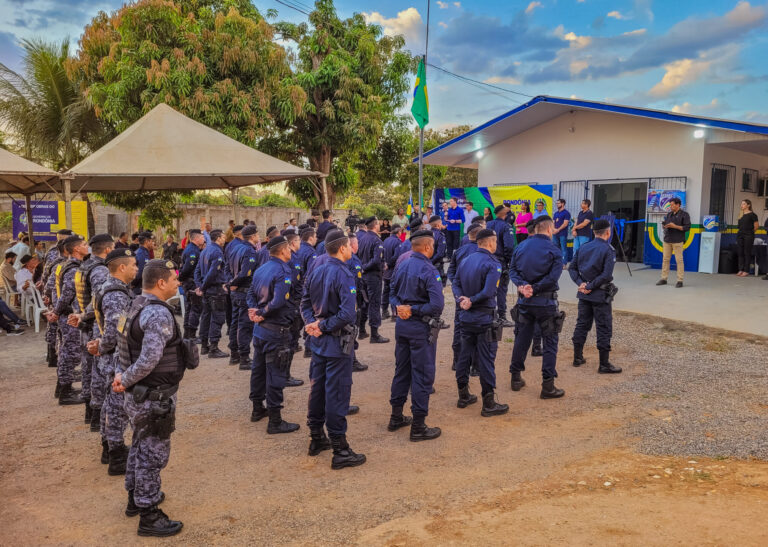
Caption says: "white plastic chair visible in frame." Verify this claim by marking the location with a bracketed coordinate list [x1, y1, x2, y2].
[1, 276, 21, 309]
[28, 286, 49, 333]
[167, 288, 185, 321]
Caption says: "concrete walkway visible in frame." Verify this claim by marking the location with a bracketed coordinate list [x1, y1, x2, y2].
[557, 266, 768, 338]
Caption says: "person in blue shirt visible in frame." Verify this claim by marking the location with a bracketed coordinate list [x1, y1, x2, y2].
[357, 216, 388, 343]
[552, 199, 572, 266]
[508, 216, 566, 399]
[388, 230, 445, 440]
[453, 229, 510, 417]
[132, 232, 154, 295]
[179, 230, 205, 341]
[247, 235, 300, 433]
[228, 225, 260, 370]
[485, 204, 516, 327]
[569, 219, 622, 374]
[346, 234, 368, 374]
[223, 225, 245, 363]
[532, 199, 548, 219]
[428, 215, 447, 288]
[301, 229, 366, 469]
[572, 199, 594, 254]
[195, 229, 230, 359]
[447, 224, 481, 373]
[444, 197, 465, 259]
[202, 222, 212, 246]
[297, 227, 318, 276]
[315, 210, 335, 243]
[381, 224, 403, 320]
[283, 232, 306, 387]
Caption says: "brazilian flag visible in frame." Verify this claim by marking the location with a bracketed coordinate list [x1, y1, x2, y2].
[411, 58, 429, 129]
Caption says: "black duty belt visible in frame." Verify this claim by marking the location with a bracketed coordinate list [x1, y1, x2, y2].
[129, 383, 178, 401]
[233, 286, 249, 293]
[535, 291, 558, 300]
[258, 322, 291, 334]
[471, 305, 496, 315]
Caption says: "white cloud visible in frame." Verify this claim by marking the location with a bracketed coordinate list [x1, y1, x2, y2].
[649, 58, 712, 97]
[484, 76, 522, 85]
[525, 1, 542, 15]
[363, 8, 424, 49]
[607, 11, 629, 20]
[437, 1, 449, 8]
[671, 99, 728, 116]
[743, 111, 768, 124]
[622, 28, 647, 36]
[439, 21, 448, 28]
[453, 2, 461, 7]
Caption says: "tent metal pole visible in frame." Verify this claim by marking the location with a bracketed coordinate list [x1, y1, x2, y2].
[25, 194, 35, 249]
[62, 176, 73, 230]
[231, 188, 239, 224]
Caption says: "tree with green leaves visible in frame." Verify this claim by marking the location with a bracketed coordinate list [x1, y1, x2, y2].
[272, 0, 412, 209]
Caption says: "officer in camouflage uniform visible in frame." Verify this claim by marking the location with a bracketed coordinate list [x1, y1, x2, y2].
[88, 249, 135, 473]
[114, 259, 195, 537]
[71, 234, 114, 428]
[42, 232, 71, 370]
[48, 235, 89, 405]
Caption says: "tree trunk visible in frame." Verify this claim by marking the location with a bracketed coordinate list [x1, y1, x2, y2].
[309, 146, 335, 209]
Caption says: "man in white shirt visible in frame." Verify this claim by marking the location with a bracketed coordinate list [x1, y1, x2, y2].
[15, 254, 38, 299]
[463, 202, 479, 231]
[10, 234, 30, 270]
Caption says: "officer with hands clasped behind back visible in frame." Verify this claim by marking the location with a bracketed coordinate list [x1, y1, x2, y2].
[195, 229, 230, 358]
[569, 218, 622, 374]
[452, 229, 509, 417]
[113, 259, 199, 537]
[301, 229, 366, 469]
[388, 229, 445, 440]
[179, 229, 205, 342]
[228, 225, 260, 370]
[485, 204, 516, 328]
[508, 216, 566, 399]
[247, 235, 300, 433]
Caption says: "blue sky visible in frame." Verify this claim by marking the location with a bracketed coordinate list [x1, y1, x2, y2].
[1, 0, 767, 129]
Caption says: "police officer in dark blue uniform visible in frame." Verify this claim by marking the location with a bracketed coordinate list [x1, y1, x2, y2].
[256, 226, 279, 268]
[283, 231, 306, 387]
[247, 235, 300, 433]
[508, 216, 566, 399]
[229, 225, 260, 370]
[381, 224, 402, 320]
[357, 216, 388, 343]
[346, 234, 369, 373]
[301, 229, 366, 469]
[460, 217, 485, 247]
[388, 230, 444, 440]
[297, 227, 318, 277]
[485, 205, 516, 327]
[179, 230, 204, 341]
[132, 232, 155, 295]
[195, 229, 229, 358]
[569, 218, 622, 374]
[453, 229, 509, 417]
[428, 216, 447, 288]
[224, 225, 245, 363]
[447, 223, 481, 372]
[315, 210, 335, 242]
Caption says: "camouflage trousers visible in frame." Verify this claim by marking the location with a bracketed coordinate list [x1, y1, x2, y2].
[90, 352, 111, 409]
[56, 319, 81, 385]
[102, 356, 128, 448]
[45, 318, 58, 345]
[124, 393, 176, 508]
[80, 331, 93, 398]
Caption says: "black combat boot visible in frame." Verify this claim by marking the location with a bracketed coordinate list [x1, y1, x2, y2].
[346, 405, 359, 416]
[200, 342, 209, 355]
[207, 343, 228, 359]
[84, 398, 92, 424]
[137, 505, 182, 537]
[457, 385, 478, 408]
[303, 346, 312, 358]
[510, 371, 526, 391]
[239, 354, 251, 371]
[572, 344, 586, 367]
[481, 392, 509, 417]
[357, 326, 369, 340]
[531, 340, 543, 357]
[54, 380, 62, 399]
[286, 376, 304, 387]
[100, 437, 109, 464]
[499, 312, 514, 329]
[108, 443, 129, 476]
[250, 401, 268, 422]
[469, 363, 479, 377]
[352, 359, 368, 372]
[387, 405, 413, 431]
[540, 377, 565, 399]
[228, 354, 239, 365]
[182, 327, 193, 339]
[369, 328, 389, 344]
[47, 345, 57, 368]
[409, 414, 441, 442]
[126, 489, 166, 517]
[58, 384, 84, 405]
[90, 406, 101, 432]
[308, 428, 331, 456]
[266, 408, 300, 434]
[330, 434, 366, 470]
[381, 308, 391, 320]
[598, 350, 622, 374]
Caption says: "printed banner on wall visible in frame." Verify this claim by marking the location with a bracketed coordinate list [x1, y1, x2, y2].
[646, 189, 686, 213]
[12, 200, 88, 241]
[433, 185, 554, 221]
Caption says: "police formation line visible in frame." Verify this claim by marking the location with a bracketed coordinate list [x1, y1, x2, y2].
[38, 208, 620, 537]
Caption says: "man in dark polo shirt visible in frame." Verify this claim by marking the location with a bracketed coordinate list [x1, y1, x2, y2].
[656, 197, 691, 288]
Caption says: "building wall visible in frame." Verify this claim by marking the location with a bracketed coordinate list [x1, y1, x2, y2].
[477, 109, 707, 219]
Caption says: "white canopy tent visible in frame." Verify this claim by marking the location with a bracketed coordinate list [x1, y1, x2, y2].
[57, 103, 323, 227]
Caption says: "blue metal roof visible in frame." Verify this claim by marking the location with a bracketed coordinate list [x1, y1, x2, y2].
[417, 95, 768, 163]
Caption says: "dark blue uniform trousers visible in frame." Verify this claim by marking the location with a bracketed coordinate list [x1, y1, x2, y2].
[230, 290, 253, 357]
[362, 272, 382, 329]
[496, 270, 510, 317]
[200, 289, 226, 344]
[391, 320, 437, 416]
[249, 329, 290, 409]
[509, 304, 559, 379]
[307, 351, 353, 436]
[572, 299, 612, 351]
[182, 282, 202, 331]
[456, 322, 498, 395]
[226, 292, 237, 354]
[382, 275, 393, 314]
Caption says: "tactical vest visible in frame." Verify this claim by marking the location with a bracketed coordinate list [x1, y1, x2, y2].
[117, 295, 185, 388]
[94, 283, 132, 337]
[75, 258, 105, 314]
[55, 260, 78, 299]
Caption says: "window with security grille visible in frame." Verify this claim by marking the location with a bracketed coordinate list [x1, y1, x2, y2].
[742, 168, 758, 193]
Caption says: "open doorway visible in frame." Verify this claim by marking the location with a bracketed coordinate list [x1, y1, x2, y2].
[591, 180, 647, 262]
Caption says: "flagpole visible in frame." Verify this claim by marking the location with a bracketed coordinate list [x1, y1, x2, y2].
[418, 0, 430, 211]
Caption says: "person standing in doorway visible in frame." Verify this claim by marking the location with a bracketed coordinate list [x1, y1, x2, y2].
[656, 197, 690, 288]
[515, 202, 533, 244]
[572, 199, 594, 254]
[736, 199, 759, 277]
[444, 198, 465, 259]
[552, 199, 571, 267]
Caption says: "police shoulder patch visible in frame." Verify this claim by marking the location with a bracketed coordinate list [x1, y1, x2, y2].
[284, 278, 292, 284]
[249, 258, 255, 262]
[436, 275, 442, 282]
